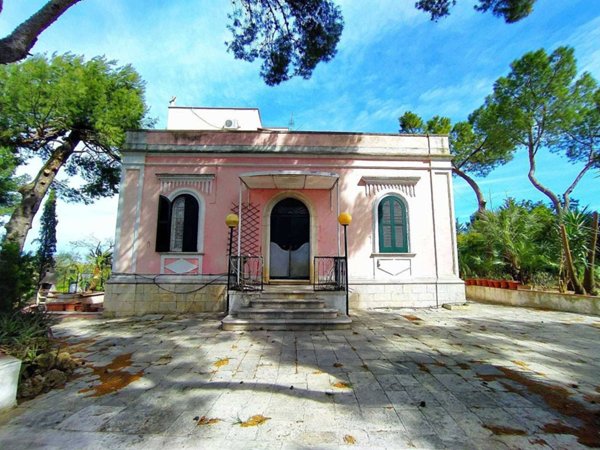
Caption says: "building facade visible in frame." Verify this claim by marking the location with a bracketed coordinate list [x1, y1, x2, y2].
[105, 107, 465, 316]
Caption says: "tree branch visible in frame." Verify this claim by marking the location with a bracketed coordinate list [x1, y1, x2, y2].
[4, 131, 81, 251]
[0, 0, 82, 64]
[526, 136, 561, 212]
[455, 140, 486, 170]
[562, 153, 596, 210]
[453, 166, 487, 215]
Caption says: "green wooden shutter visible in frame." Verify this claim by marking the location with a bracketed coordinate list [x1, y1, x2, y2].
[378, 197, 408, 253]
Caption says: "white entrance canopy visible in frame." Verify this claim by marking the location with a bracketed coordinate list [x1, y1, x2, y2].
[240, 171, 339, 190]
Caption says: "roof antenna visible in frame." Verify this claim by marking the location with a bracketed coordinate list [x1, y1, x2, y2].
[169, 96, 177, 106]
[288, 112, 294, 131]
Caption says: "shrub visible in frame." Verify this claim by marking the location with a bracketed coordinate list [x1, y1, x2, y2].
[0, 242, 38, 313]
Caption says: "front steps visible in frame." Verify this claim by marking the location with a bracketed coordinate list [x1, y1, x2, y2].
[221, 284, 352, 331]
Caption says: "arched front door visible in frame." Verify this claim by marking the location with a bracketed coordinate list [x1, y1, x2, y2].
[270, 198, 310, 279]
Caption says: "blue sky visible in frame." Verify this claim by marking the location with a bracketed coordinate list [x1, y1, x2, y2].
[1, 0, 599, 252]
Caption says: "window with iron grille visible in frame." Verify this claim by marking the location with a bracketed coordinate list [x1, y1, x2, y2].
[156, 194, 199, 252]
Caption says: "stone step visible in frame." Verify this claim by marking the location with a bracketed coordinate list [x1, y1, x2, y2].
[258, 291, 321, 300]
[236, 308, 339, 320]
[221, 315, 352, 331]
[250, 299, 326, 309]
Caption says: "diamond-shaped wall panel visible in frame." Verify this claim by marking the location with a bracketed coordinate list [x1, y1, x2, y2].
[165, 258, 198, 274]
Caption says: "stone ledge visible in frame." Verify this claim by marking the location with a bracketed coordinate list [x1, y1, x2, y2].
[467, 285, 600, 316]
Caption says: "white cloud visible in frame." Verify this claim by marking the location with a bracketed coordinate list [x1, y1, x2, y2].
[559, 15, 600, 77]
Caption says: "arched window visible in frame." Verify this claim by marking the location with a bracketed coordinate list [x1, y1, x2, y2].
[156, 194, 199, 252]
[378, 196, 408, 253]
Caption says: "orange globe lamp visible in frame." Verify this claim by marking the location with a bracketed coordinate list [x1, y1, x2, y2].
[338, 212, 352, 226]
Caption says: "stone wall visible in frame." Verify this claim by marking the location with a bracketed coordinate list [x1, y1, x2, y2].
[104, 275, 225, 317]
[467, 285, 600, 316]
[351, 280, 465, 309]
[105, 275, 465, 315]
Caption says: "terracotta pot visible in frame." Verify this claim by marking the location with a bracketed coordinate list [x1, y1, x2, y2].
[493, 280, 501, 288]
[500, 280, 509, 289]
[64, 303, 76, 312]
[46, 303, 65, 312]
[74, 303, 84, 312]
[508, 281, 519, 290]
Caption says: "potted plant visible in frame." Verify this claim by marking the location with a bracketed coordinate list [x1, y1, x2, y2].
[507, 280, 519, 290]
[46, 302, 64, 312]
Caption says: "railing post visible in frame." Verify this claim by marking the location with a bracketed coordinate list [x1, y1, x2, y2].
[226, 230, 233, 313]
[338, 212, 352, 317]
[225, 213, 239, 314]
[343, 224, 349, 316]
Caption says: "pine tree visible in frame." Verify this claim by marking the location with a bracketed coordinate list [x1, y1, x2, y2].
[37, 190, 58, 281]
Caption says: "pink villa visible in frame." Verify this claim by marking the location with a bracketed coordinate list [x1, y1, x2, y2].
[106, 107, 465, 329]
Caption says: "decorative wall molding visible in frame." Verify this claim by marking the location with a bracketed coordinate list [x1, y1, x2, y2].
[157, 174, 215, 194]
[359, 176, 420, 197]
[160, 254, 203, 274]
[375, 258, 412, 278]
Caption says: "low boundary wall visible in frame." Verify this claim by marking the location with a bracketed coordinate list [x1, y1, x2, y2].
[466, 285, 600, 316]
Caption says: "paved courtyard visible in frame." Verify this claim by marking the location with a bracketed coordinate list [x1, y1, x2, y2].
[0, 303, 599, 449]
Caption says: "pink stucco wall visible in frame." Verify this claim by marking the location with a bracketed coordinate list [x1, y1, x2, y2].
[131, 156, 345, 275]
[113, 130, 458, 285]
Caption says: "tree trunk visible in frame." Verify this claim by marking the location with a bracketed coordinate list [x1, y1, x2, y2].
[560, 223, 586, 295]
[453, 166, 486, 216]
[583, 211, 598, 295]
[524, 139, 586, 294]
[0, 0, 82, 64]
[3, 133, 80, 252]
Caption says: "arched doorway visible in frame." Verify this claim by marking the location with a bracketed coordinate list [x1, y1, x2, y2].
[270, 198, 310, 279]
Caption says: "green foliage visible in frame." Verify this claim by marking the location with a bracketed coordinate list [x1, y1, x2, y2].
[0, 53, 149, 204]
[399, 112, 424, 133]
[425, 116, 452, 134]
[0, 308, 56, 374]
[54, 252, 84, 293]
[472, 46, 599, 293]
[0, 146, 27, 222]
[227, 0, 343, 85]
[475, 47, 580, 155]
[398, 112, 451, 135]
[398, 111, 513, 176]
[0, 242, 38, 313]
[53, 239, 113, 292]
[458, 199, 558, 282]
[557, 73, 600, 167]
[562, 208, 596, 279]
[416, 0, 536, 23]
[452, 119, 513, 177]
[36, 190, 58, 280]
[85, 240, 113, 291]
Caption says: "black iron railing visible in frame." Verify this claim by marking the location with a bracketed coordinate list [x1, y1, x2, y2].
[229, 255, 263, 291]
[314, 256, 347, 292]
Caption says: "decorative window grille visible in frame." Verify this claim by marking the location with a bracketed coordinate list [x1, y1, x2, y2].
[156, 194, 199, 252]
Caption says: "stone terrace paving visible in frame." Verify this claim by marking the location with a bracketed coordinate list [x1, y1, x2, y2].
[0, 303, 599, 449]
